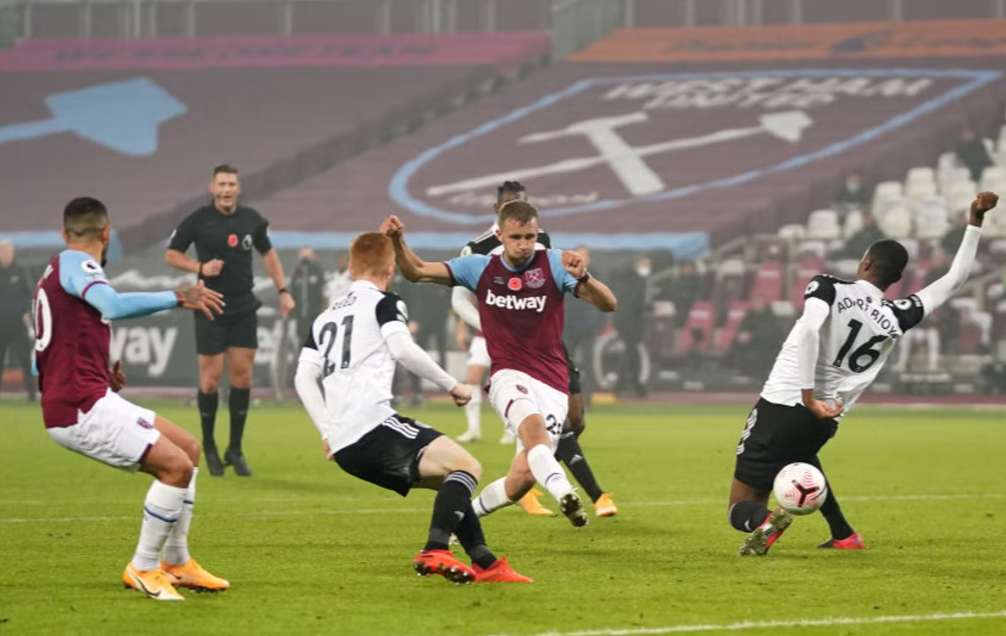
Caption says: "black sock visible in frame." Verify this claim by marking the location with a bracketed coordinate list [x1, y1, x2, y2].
[820, 483, 855, 540]
[197, 391, 219, 449]
[228, 387, 250, 452]
[454, 503, 496, 569]
[424, 471, 479, 552]
[555, 432, 604, 502]
[729, 500, 769, 532]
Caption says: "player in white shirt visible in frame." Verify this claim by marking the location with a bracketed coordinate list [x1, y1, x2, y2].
[728, 191, 998, 556]
[294, 232, 531, 584]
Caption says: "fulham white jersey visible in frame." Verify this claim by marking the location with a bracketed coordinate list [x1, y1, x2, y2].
[299, 280, 411, 452]
[761, 275, 925, 414]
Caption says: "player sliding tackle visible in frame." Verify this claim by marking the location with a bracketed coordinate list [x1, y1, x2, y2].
[729, 191, 998, 556]
[33, 197, 229, 601]
[381, 202, 617, 528]
[294, 232, 531, 583]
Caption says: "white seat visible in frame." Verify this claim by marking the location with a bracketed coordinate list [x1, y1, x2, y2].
[873, 195, 908, 220]
[983, 210, 1006, 238]
[906, 180, 937, 200]
[981, 177, 1006, 195]
[843, 210, 864, 238]
[873, 181, 904, 206]
[944, 180, 977, 203]
[798, 240, 826, 260]
[835, 259, 860, 277]
[914, 203, 949, 240]
[938, 166, 971, 192]
[806, 209, 841, 240]
[778, 224, 806, 240]
[878, 207, 913, 239]
[719, 259, 746, 277]
[905, 166, 935, 187]
[981, 165, 1006, 182]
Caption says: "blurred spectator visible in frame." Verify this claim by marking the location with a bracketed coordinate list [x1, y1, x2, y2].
[894, 249, 958, 372]
[727, 295, 783, 377]
[667, 260, 703, 327]
[842, 213, 885, 260]
[290, 246, 326, 346]
[940, 211, 969, 255]
[325, 251, 352, 304]
[564, 246, 605, 406]
[0, 240, 37, 402]
[955, 128, 994, 182]
[833, 172, 871, 215]
[613, 255, 652, 396]
[396, 278, 451, 406]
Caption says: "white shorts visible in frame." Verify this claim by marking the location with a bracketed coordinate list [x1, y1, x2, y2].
[488, 369, 569, 454]
[47, 390, 161, 472]
[468, 335, 491, 368]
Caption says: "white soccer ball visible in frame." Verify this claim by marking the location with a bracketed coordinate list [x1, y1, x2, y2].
[773, 462, 829, 516]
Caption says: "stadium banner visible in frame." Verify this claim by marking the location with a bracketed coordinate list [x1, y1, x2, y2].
[570, 20, 1006, 63]
[386, 67, 1001, 247]
[0, 32, 549, 72]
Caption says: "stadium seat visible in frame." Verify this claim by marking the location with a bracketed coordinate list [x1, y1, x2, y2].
[872, 181, 904, 213]
[791, 256, 824, 310]
[749, 260, 784, 303]
[834, 259, 860, 279]
[906, 180, 938, 200]
[905, 166, 936, 187]
[771, 300, 795, 319]
[712, 260, 748, 325]
[797, 240, 826, 260]
[945, 180, 978, 203]
[938, 166, 973, 194]
[842, 210, 864, 238]
[878, 207, 913, 239]
[717, 301, 750, 354]
[900, 238, 920, 261]
[981, 165, 1006, 184]
[777, 224, 806, 240]
[677, 301, 716, 356]
[914, 198, 950, 239]
[806, 209, 841, 240]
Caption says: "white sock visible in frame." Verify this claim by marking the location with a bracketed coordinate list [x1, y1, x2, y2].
[162, 468, 197, 566]
[464, 385, 482, 436]
[132, 480, 187, 571]
[472, 477, 513, 517]
[527, 444, 574, 502]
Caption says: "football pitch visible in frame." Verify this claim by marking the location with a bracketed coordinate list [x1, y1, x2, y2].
[1, 400, 1004, 635]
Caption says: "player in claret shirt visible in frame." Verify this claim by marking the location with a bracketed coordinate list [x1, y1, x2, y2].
[729, 191, 998, 557]
[382, 201, 617, 529]
[33, 197, 228, 600]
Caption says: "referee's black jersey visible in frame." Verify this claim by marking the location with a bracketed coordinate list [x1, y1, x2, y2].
[168, 204, 272, 317]
[462, 226, 552, 256]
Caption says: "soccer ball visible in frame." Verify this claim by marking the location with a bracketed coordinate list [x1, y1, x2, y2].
[773, 462, 828, 516]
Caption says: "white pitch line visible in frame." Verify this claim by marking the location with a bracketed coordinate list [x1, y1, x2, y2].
[473, 610, 1006, 636]
[1, 492, 1001, 524]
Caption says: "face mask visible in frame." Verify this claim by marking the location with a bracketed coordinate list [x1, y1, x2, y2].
[847, 182, 860, 192]
[636, 266, 651, 277]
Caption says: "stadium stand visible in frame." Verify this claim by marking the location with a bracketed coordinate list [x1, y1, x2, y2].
[0, 33, 548, 251]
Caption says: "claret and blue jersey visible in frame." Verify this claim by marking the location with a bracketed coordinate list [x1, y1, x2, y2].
[444, 248, 580, 393]
[33, 249, 179, 428]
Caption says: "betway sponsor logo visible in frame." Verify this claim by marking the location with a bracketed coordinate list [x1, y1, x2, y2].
[485, 289, 547, 313]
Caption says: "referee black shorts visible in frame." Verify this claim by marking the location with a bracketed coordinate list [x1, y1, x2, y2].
[733, 398, 838, 493]
[194, 310, 259, 356]
[333, 415, 443, 496]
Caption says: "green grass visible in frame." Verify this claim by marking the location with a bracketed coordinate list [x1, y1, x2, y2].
[1, 400, 1004, 635]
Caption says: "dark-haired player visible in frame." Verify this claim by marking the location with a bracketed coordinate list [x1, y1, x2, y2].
[34, 197, 229, 600]
[166, 164, 295, 477]
[452, 181, 619, 518]
[383, 202, 618, 528]
[729, 191, 998, 556]
[294, 232, 530, 583]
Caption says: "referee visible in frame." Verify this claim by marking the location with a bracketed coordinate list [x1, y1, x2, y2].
[165, 164, 295, 477]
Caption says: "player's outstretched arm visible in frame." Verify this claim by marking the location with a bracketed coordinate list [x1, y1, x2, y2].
[914, 191, 997, 317]
[380, 215, 453, 284]
[385, 332, 471, 406]
[451, 286, 482, 331]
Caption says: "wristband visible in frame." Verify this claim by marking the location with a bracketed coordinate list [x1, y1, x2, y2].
[198, 262, 204, 276]
[278, 287, 291, 296]
[576, 272, 591, 284]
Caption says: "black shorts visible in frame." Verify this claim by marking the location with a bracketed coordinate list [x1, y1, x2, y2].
[194, 310, 258, 356]
[333, 415, 443, 497]
[563, 342, 581, 395]
[733, 398, 838, 493]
